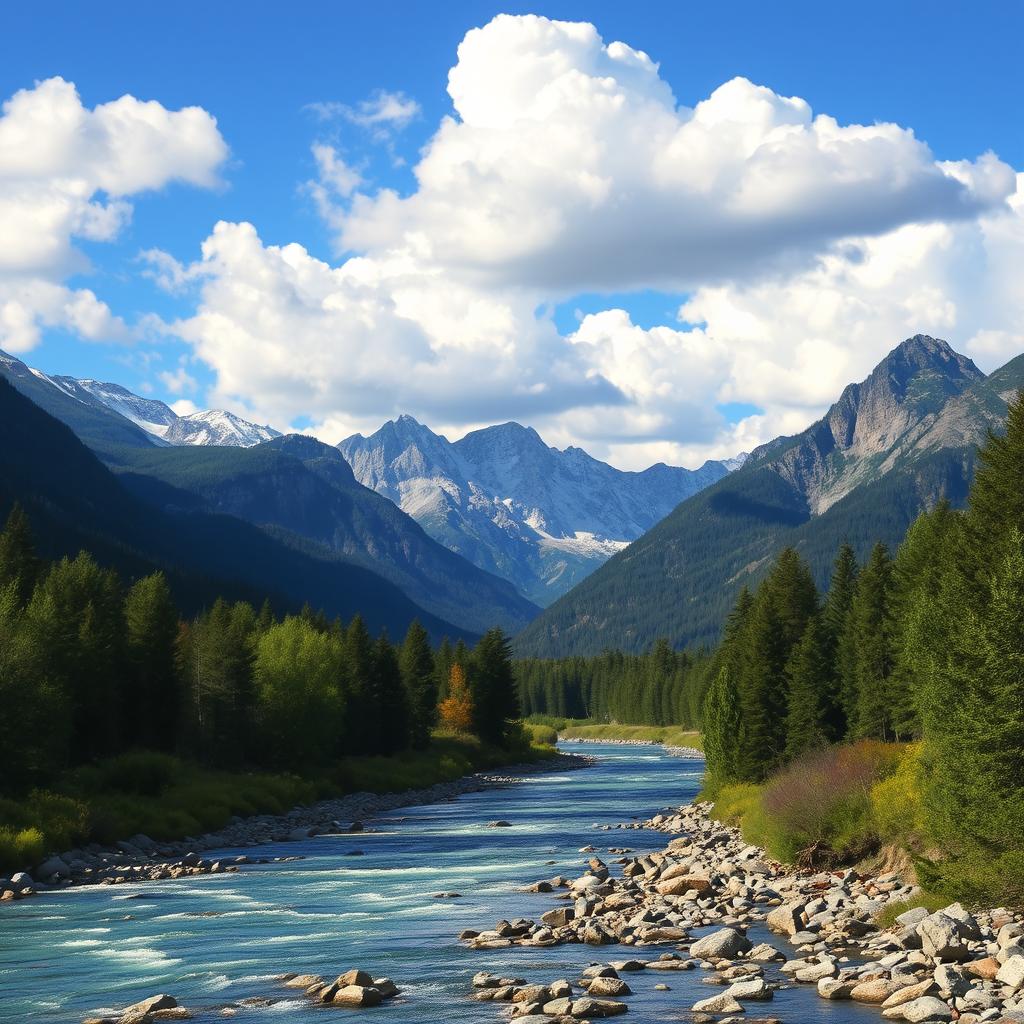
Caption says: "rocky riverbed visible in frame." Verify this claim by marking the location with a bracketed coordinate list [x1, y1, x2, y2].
[0, 751, 591, 902]
[459, 800, 1024, 1023]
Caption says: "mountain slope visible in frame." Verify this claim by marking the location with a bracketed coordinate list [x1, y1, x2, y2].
[113, 434, 538, 634]
[0, 351, 280, 451]
[515, 336, 1024, 656]
[0, 377, 469, 642]
[340, 416, 734, 605]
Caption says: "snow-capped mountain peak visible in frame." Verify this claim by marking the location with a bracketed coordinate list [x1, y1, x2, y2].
[339, 415, 743, 606]
[165, 409, 281, 447]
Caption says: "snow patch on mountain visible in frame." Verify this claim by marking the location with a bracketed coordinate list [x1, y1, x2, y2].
[339, 415, 741, 605]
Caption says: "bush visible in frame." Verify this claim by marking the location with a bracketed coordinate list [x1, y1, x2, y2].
[757, 741, 905, 865]
[524, 722, 559, 746]
[871, 742, 925, 844]
[0, 826, 45, 873]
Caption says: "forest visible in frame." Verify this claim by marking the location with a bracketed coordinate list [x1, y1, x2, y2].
[0, 512, 524, 869]
[699, 394, 1024, 901]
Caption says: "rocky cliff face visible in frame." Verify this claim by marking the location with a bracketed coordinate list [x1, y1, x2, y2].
[751, 336, 984, 513]
[340, 416, 735, 606]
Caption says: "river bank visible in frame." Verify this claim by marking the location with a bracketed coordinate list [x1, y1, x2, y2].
[0, 751, 592, 903]
[561, 735, 704, 759]
[556, 722, 704, 751]
[460, 797, 1024, 1023]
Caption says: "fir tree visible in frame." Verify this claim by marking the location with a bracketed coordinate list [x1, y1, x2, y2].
[0, 504, 40, 603]
[123, 572, 182, 751]
[822, 543, 858, 738]
[399, 620, 437, 749]
[784, 615, 832, 759]
[471, 627, 519, 746]
[850, 543, 900, 740]
[701, 666, 742, 790]
[370, 632, 409, 754]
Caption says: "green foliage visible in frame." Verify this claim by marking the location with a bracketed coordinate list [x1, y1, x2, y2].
[516, 642, 711, 729]
[784, 615, 832, 760]
[400, 621, 437, 750]
[0, 828, 45, 874]
[471, 628, 520, 745]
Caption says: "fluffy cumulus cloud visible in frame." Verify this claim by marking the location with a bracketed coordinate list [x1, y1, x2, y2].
[148, 16, 1024, 467]
[0, 76, 226, 352]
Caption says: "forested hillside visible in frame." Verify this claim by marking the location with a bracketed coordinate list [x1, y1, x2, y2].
[516, 337, 1024, 656]
[0, 378, 467, 641]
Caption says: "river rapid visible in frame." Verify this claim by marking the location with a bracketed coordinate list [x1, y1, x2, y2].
[0, 743, 879, 1023]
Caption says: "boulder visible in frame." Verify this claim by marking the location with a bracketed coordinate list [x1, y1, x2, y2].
[689, 927, 752, 959]
[336, 970, 375, 988]
[692, 993, 744, 1013]
[766, 903, 804, 936]
[851, 978, 907, 1003]
[884, 995, 953, 1022]
[656, 875, 712, 896]
[996, 954, 1024, 990]
[917, 913, 970, 962]
[122, 996, 178, 1016]
[882, 979, 938, 1008]
[725, 978, 772, 1001]
[332, 985, 382, 1007]
[586, 977, 631, 997]
[571, 996, 628, 1017]
[818, 978, 855, 999]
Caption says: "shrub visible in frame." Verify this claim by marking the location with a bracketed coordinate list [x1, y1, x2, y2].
[524, 723, 559, 746]
[0, 826, 45, 873]
[871, 742, 925, 844]
[758, 741, 905, 865]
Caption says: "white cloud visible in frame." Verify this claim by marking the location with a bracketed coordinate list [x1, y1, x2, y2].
[0, 76, 227, 352]
[170, 398, 200, 416]
[340, 15, 1013, 294]
[307, 89, 421, 133]
[48, 16, 1024, 472]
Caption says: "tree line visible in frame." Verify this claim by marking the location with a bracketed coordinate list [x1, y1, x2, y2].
[703, 394, 1024, 893]
[0, 509, 521, 792]
[516, 641, 711, 728]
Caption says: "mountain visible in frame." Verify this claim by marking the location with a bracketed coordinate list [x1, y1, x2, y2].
[0, 376, 469, 642]
[515, 336, 1024, 656]
[113, 434, 539, 634]
[339, 416, 736, 605]
[0, 351, 280, 451]
[0, 350, 535, 634]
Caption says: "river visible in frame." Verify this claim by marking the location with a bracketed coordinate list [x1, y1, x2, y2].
[0, 743, 880, 1023]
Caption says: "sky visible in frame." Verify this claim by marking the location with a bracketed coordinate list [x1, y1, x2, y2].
[1, 1, 1023, 469]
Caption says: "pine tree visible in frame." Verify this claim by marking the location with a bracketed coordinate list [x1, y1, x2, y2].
[850, 543, 899, 740]
[822, 543, 858, 738]
[701, 666, 742, 790]
[344, 614, 378, 754]
[371, 632, 409, 754]
[471, 628, 520, 746]
[734, 549, 818, 780]
[123, 572, 182, 751]
[0, 504, 40, 603]
[399, 620, 437, 749]
[784, 615, 832, 759]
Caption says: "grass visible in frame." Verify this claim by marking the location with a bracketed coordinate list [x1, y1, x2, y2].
[874, 892, 949, 929]
[557, 722, 704, 750]
[0, 730, 558, 876]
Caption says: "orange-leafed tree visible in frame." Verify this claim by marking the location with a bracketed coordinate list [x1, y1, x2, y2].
[438, 662, 474, 733]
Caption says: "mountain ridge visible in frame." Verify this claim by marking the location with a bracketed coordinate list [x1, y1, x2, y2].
[339, 415, 737, 605]
[514, 335, 1024, 656]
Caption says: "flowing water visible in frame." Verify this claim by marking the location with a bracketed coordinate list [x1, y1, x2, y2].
[0, 743, 879, 1023]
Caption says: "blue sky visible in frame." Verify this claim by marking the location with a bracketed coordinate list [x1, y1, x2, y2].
[1, 2, 1022, 466]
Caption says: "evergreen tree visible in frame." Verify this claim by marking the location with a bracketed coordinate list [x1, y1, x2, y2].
[471, 628, 519, 746]
[343, 614, 378, 754]
[784, 615, 832, 759]
[123, 572, 182, 751]
[735, 549, 818, 780]
[850, 543, 901, 740]
[701, 666, 742, 790]
[399, 621, 437, 749]
[822, 543, 858, 738]
[0, 504, 40, 603]
[371, 632, 409, 754]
